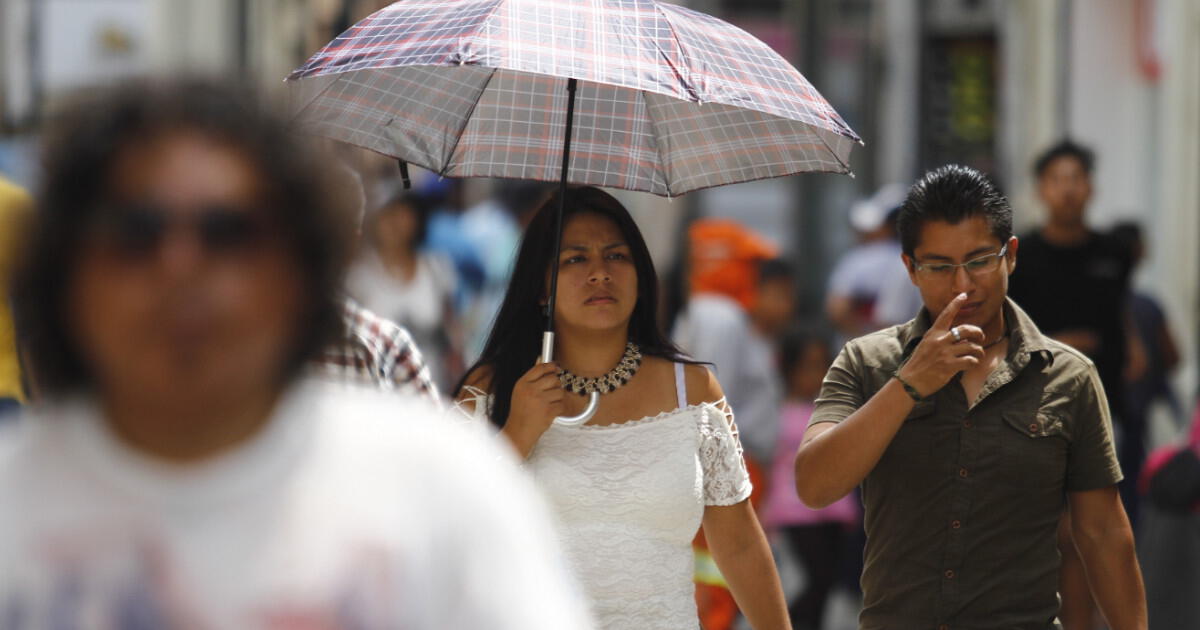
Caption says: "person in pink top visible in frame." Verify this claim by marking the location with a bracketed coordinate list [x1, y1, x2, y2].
[762, 332, 860, 630]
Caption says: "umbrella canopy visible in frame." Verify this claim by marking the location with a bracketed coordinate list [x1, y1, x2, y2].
[286, 0, 861, 198]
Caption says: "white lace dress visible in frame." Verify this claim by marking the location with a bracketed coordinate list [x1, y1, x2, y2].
[460, 363, 752, 629]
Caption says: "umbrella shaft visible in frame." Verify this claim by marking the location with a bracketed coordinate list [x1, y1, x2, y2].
[544, 77, 579, 342]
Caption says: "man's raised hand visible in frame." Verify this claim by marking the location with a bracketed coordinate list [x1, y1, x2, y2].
[896, 293, 985, 398]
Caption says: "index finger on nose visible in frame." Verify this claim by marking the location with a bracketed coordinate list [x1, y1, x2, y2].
[932, 293, 969, 331]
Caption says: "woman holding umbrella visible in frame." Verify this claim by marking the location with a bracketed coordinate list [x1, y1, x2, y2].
[455, 186, 790, 629]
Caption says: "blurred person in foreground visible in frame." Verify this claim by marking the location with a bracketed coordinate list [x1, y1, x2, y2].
[454, 187, 790, 630]
[0, 78, 591, 629]
[794, 165, 1146, 630]
[761, 331, 860, 630]
[0, 175, 32, 415]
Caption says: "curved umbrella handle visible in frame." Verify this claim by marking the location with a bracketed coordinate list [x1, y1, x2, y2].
[541, 331, 600, 427]
[554, 391, 600, 427]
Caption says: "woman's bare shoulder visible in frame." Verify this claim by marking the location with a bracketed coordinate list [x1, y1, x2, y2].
[682, 362, 723, 407]
[457, 365, 494, 398]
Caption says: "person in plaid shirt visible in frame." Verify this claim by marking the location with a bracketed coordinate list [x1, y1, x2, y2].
[315, 296, 440, 404]
[308, 161, 441, 405]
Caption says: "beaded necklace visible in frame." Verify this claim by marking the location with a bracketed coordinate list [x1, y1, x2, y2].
[557, 342, 643, 395]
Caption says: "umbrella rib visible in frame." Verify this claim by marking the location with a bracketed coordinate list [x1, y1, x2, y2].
[811, 126, 855, 175]
[640, 92, 676, 198]
[652, 2, 699, 101]
[440, 67, 500, 177]
[434, 0, 511, 175]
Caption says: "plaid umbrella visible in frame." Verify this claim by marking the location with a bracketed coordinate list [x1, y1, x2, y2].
[287, 0, 861, 424]
[286, 0, 860, 197]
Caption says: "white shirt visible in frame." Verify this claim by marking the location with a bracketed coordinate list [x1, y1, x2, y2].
[0, 380, 593, 630]
[457, 367, 752, 629]
[528, 398, 750, 628]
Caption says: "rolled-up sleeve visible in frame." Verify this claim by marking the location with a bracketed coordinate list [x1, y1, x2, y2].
[1066, 365, 1124, 492]
[810, 341, 869, 426]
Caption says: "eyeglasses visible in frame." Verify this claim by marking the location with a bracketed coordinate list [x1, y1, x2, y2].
[85, 203, 275, 260]
[911, 243, 1009, 279]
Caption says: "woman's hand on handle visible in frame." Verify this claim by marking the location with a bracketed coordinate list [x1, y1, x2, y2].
[502, 362, 565, 458]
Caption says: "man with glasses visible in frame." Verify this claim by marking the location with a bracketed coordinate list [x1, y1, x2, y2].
[794, 165, 1146, 629]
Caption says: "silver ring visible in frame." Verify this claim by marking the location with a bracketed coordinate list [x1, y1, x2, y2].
[951, 326, 962, 343]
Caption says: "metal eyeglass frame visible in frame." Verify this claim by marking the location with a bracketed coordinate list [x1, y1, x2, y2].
[911, 242, 1009, 278]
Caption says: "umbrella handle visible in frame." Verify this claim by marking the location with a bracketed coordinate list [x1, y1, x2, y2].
[555, 391, 599, 427]
[541, 331, 599, 427]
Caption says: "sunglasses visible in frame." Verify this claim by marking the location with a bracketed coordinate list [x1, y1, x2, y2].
[86, 203, 276, 260]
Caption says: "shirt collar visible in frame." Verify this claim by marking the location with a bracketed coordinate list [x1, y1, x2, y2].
[899, 297, 1054, 368]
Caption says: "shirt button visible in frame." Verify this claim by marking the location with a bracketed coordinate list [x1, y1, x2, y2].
[963, 419, 973, 428]
[1028, 422, 1039, 434]
[958, 468, 968, 478]
[944, 569, 955, 579]
[951, 520, 962, 529]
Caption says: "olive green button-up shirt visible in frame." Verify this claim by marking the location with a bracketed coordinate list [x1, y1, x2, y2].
[812, 298, 1122, 630]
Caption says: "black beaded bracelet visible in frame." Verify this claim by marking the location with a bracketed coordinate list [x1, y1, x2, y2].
[893, 373, 924, 402]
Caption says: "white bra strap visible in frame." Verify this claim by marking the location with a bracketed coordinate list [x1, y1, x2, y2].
[674, 362, 687, 409]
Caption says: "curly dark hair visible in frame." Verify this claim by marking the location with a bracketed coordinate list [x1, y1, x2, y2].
[13, 77, 352, 395]
[896, 164, 1013, 257]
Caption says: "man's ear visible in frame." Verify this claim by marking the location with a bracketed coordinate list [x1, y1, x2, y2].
[1006, 236, 1019, 274]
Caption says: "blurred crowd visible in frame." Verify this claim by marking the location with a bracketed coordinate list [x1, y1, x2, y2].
[0, 77, 1195, 630]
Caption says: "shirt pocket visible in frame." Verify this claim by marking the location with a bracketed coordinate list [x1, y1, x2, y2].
[998, 408, 1069, 490]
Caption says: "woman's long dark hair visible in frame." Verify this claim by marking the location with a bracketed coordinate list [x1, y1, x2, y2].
[455, 186, 694, 427]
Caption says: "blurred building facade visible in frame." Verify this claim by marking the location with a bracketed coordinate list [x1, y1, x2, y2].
[1, 0, 1198, 396]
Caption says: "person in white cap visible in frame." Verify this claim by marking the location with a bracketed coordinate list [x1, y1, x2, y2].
[825, 183, 920, 349]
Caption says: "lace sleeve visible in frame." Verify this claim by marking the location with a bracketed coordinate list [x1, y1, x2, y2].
[452, 385, 493, 426]
[697, 398, 752, 506]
